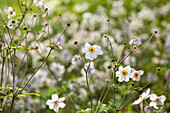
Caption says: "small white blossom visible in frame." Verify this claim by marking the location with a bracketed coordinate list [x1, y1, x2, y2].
[129, 38, 141, 45]
[0, 9, 2, 13]
[51, 63, 65, 76]
[116, 66, 131, 82]
[46, 94, 66, 112]
[133, 88, 150, 105]
[71, 55, 80, 64]
[5, 7, 16, 19]
[8, 26, 21, 36]
[56, 42, 63, 49]
[149, 94, 166, 109]
[82, 42, 103, 60]
[130, 69, 144, 81]
[35, 0, 45, 10]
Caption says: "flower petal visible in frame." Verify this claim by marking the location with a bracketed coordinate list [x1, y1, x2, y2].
[52, 94, 58, 101]
[150, 94, 157, 101]
[58, 102, 66, 108]
[46, 100, 53, 105]
[58, 97, 65, 102]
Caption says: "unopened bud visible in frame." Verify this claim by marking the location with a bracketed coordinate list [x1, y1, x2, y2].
[74, 41, 78, 45]
[133, 46, 137, 49]
[12, 20, 15, 24]
[67, 22, 70, 27]
[131, 82, 134, 86]
[157, 67, 160, 71]
[23, 26, 28, 30]
[107, 65, 112, 69]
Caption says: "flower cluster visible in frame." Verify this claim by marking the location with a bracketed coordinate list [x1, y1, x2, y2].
[133, 88, 166, 111]
[116, 66, 144, 82]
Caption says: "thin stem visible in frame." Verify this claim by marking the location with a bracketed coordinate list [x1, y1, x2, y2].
[17, 0, 23, 13]
[84, 61, 93, 113]
[119, 70, 158, 110]
[118, 85, 131, 109]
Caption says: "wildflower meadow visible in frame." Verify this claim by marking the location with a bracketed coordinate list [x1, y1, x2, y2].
[0, 0, 169, 113]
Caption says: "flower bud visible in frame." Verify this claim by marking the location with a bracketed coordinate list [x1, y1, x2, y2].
[107, 65, 112, 69]
[23, 26, 28, 30]
[131, 82, 134, 86]
[157, 67, 160, 71]
[74, 41, 78, 45]
[12, 20, 15, 24]
[67, 22, 70, 27]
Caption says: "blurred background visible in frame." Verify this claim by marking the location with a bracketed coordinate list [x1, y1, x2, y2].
[0, 0, 169, 112]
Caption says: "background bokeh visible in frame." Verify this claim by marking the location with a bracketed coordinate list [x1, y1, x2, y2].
[0, 0, 169, 112]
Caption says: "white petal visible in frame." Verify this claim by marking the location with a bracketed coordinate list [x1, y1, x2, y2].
[125, 65, 131, 73]
[85, 42, 91, 48]
[58, 102, 66, 108]
[119, 66, 123, 72]
[139, 70, 144, 75]
[82, 47, 88, 53]
[129, 39, 133, 44]
[5, 10, 9, 14]
[116, 71, 121, 77]
[133, 98, 142, 105]
[52, 94, 58, 101]
[46, 100, 53, 105]
[144, 88, 150, 98]
[53, 105, 59, 112]
[149, 101, 156, 107]
[13, 12, 16, 16]
[96, 50, 103, 55]
[118, 76, 123, 82]
[124, 76, 129, 82]
[58, 97, 65, 102]
[150, 94, 157, 101]
[49, 104, 54, 109]
[160, 95, 166, 104]
[8, 7, 13, 11]
[92, 45, 101, 50]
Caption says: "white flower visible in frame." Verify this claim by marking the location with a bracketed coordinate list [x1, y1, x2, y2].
[0, 9, 2, 13]
[116, 66, 131, 82]
[129, 38, 141, 45]
[35, 0, 45, 10]
[56, 42, 63, 49]
[5, 7, 16, 19]
[130, 69, 144, 81]
[8, 25, 21, 36]
[51, 63, 65, 76]
[71, 55, 80, 64]
[82, 42, 103, 60]
[149, 94, 166, 109]
[133, 88, 150, 105]
[46, 94, 66, 112]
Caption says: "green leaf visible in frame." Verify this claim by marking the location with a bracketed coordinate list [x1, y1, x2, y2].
[11, 42, 17, 47]
[21, 93, 41, 97]
[17, 47, 25, 52]
[76, 108, 91, 113]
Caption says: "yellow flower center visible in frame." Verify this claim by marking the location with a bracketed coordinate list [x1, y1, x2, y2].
[139, 95, 142, 98]
[10, 11, 13, 15]
[134, 72, 139, 78]
[122, 70, 128, 76]
[88, 47, 95, 53]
